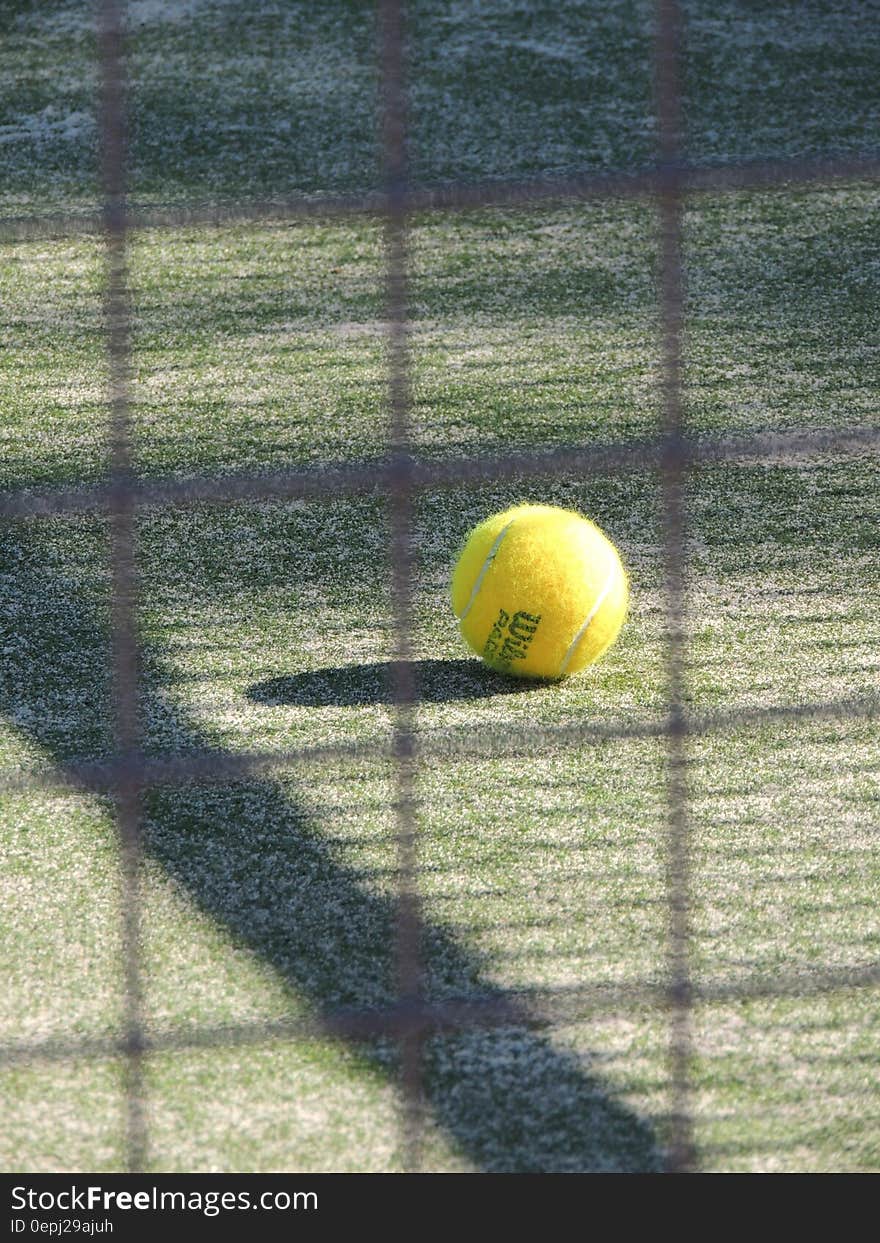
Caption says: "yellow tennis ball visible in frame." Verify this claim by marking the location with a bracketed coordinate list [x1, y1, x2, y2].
[451, 503, 629, 680]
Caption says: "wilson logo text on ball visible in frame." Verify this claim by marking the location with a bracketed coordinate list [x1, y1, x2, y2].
[483, 608, 542, 671]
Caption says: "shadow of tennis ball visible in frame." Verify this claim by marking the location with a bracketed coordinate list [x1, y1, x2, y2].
[247, 659, 542, 707]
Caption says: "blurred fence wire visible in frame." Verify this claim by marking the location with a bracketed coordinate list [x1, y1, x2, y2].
[0, 0, 878, 1174]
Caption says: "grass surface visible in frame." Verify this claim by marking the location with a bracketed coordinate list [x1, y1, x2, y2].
[2, 0, 879, 213]
[1, 0, 879, 1173]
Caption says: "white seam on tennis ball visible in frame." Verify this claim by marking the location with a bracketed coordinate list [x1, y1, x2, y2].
[456, 520, 515, 622]
[557, 559, 618, 676]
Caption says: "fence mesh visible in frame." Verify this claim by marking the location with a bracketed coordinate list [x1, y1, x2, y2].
[0, 0, 878, 1174]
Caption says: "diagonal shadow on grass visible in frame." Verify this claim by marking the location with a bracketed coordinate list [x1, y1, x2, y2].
[0, 521, 659, 1172]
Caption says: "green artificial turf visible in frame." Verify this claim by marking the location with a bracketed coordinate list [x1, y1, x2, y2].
[1, 0, 878, 1172]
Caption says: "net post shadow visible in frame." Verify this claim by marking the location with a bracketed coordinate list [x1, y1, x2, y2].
[0, 522, 659, 1172]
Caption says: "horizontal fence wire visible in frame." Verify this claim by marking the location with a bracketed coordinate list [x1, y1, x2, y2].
[2, 424, 879, 521]
[0, 151, 879, 241]
[2, 0, 878, 1175]
[0, 693, 877, 796]
[0, 691, 875, 795]
[2, 959, 878, 1070]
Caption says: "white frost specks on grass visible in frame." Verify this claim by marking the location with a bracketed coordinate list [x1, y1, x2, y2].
[147, 1044, 469, 1173]
[0, 796, 122, 1045]
[0, 1063, 125, 1173]
[2, 165, 879, 1171]
[0, 107, 93, 147]
[128, 0, 235, 27]
[15, 0, 240, 37]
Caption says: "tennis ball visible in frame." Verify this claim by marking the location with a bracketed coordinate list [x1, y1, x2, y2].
[451, 503, 628, 680]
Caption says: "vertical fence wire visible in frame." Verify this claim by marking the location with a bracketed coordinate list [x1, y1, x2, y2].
[98, 0, 147, 1174]
[30, 0, 870, 1175]
[655, 0, 696, 1173]
[379, 0, 424, 1171]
